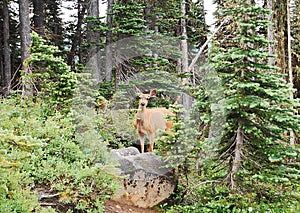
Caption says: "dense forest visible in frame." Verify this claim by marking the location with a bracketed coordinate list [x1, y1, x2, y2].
[0, 0, 300, 212]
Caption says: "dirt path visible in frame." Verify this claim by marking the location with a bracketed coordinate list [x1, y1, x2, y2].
[105, 200, 162, 213]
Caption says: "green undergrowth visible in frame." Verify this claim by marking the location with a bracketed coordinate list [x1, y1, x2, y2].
[0, 97, 121, 212]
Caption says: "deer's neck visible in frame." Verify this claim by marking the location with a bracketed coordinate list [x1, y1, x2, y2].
[138, 105, 147, 112]
[136, 107, 147, 119]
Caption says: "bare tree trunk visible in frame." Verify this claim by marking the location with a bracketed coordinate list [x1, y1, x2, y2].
[267, 0, 275, 66]
[178, 0, 193, 116]
[274, 0, 288, 74]
[105, 0, 114, 82]
[230, 126, 244, 189]
[20, 0, 32, 97]
[0, 43, 3, 91]
[68, 0, 86, 68]
[286, 0, 295, 146]
[86, 0, 101, 82]
[181, 1, 188, 73]
[3, 0, 11, 94]
[33, 0, 45, 37]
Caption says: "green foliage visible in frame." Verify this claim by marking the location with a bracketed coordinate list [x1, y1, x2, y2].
[43, 0, 66, 51]
[3, 0, 300, 212]
[0, 168, 39, 212]
[24, 32, 76, 113]
[152, 0, 182, 35]
[187, 0, 208, 47]
[98, 80, 115, 100]
[212, 3, 300, 176]
[161, 3, 300, 212]
[166, 184, 299, 212]
[0, 96, 120, 212]
[113, 1, 147, 36]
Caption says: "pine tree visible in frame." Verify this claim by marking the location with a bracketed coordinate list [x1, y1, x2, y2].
[33, 0, 45, 37]
[207, 3, 300, 209]
[67, 0, 87, 68]
[45, 0, 65, 50]
[25, 32, 76, 112]
[187, 0, 207, 48]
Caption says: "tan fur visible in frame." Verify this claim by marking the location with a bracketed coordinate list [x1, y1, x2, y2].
[133, 88, 174, 153]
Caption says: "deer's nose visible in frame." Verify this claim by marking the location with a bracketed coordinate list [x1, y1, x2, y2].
[141, 102, 145, 106]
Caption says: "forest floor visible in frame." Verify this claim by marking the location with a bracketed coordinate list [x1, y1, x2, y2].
[104, 200, 162, 213]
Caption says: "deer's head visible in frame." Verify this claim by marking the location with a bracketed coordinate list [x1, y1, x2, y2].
[135, 87, 156, 109]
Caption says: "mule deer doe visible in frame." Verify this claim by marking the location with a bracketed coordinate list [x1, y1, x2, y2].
[133, 87, 174, 153]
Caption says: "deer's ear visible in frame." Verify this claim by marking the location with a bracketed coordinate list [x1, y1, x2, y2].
[150, 89, 157, 97]
[134, 87, 142, 95]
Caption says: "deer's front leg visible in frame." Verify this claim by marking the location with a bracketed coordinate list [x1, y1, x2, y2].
[139, 134, 145, 153]
[149, 133, 155, 152]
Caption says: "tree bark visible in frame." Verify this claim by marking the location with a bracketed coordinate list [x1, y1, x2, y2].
[274, 0, 288, 74]
[230, 126, 244, 189]
[33, 0, 45, 37]
[181, 0, 188, 74]
[19, 0, 32, 97]
[67, 0, 87, 68]
[178, 0, 193, 117]
[86, 0, 101, 82]
[3, 0, 11, 94]
[105, 0, 114, 82]
[267, 0, 275, 66]
[286, 0, 295, 146]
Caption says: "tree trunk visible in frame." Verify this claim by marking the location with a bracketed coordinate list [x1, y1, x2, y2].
[86, 0, 100, 82]
[267, 0, 275, 66]
[0, 43, 3, 92]
[105, 0, 114, 82]
[286, 0, 295, 146]
[19, 0, 32, 97]
[67, 0, 86, 68]
[33, 0, 45, 37]
[274, 0, 288, 74]
[181, 0, 188, 74]
[230, 126, 244, 189]
[179, 0, 193, 117]
[3, 0, 11, 94]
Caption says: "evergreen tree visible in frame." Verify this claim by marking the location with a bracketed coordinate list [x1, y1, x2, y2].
[25, 32, 76, 112]
[187, 0, 207, 48]
[67, 0, 87, 68]
[33, 0, 45, 37]
[206, 3, 299, 209]
[45, 0, 65, 51]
